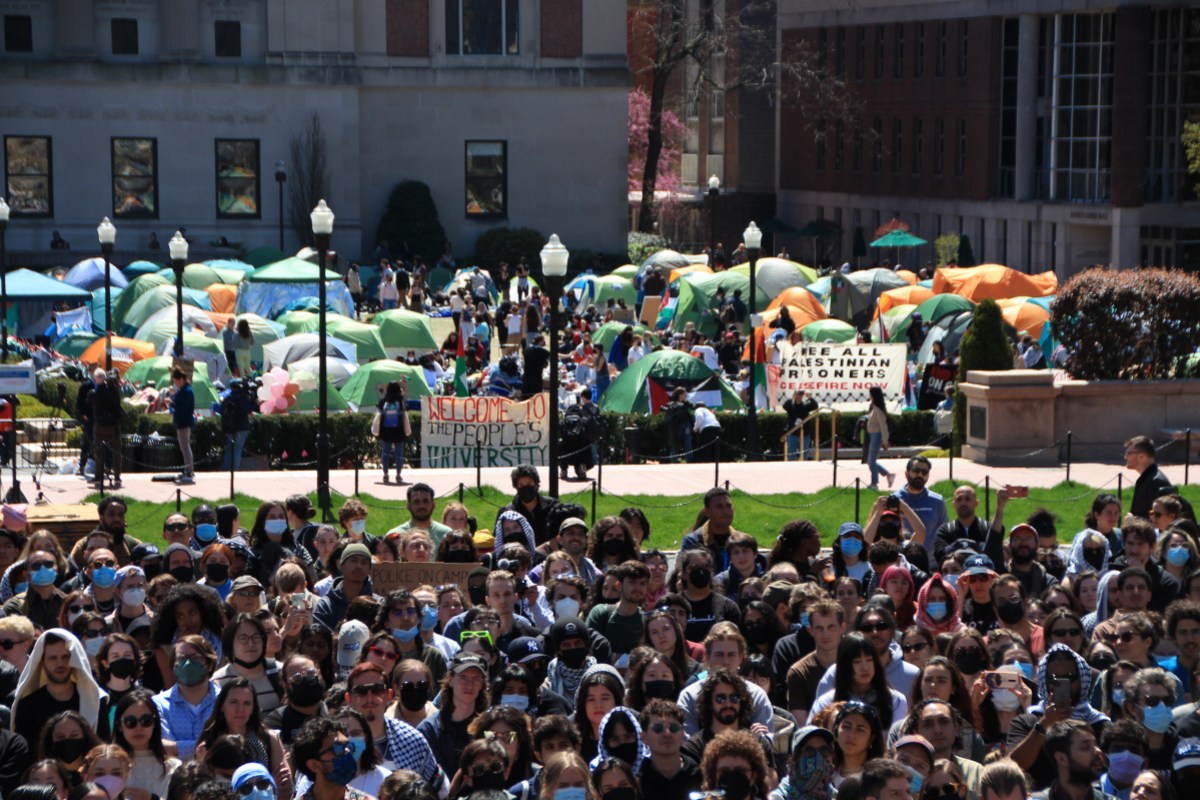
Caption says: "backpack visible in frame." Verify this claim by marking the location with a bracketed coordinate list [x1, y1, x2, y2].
[855, 414, 869, 446]
[381, 401, 402, 429]
[561, 406, 589, 440]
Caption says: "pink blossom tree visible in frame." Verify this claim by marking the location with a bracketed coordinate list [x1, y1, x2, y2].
[628, 88, 687, 195]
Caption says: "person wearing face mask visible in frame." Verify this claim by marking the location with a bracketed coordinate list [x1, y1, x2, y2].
[162, 544, 196, 585]
[990, 576, 1044, 659]
[197, 543, 236, 601]
[675, 549, 741, 643]
[1096, 720, 1149, 800]
[1118, 668, 1177, 771]
[326, 706, 408, 798]
[107, 566, 151, 641]
[262, 654, 327, 745]
[494, 656, 573, 719]
[151, 635, 219, 760]
[698, 729, 771, 800]
[188, 505, 221, 552]
[2, 548, 65, 630]
[495, 465, 560, 547]
[770, 725, 836, 800]
[336, 500, 382, 556]
[12, 629, 110, 747]
[375, 591, 448, 685]
[292, 717, 375, 800]
[916, 573, 966, 636]
[590, 706, 650, 774]
[82, 547, 121, 615]
[252, 501, 315, 588]
[232, 763, 279, 800]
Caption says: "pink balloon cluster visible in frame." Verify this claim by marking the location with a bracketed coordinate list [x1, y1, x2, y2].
[256, 368, 300, 414]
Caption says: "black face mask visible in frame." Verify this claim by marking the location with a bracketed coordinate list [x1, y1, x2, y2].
[399, 681, 430, 711]
[107, 657, 137, 680]
[997, 599, 1026, 624]
[743, 622, 770, 646]
[608, 743, 639, 767]
[878, 525, 901, 541]
[289, 673, 326, 707]
[51, 738, 88, 764]
[644, 679, 677, 700]
[558, 646, 588, 669]
[169, 565, 194, 584]
[604, 789, 637, 800]
[1083, 549, 1105, 570]
[954, 649, 986, 675]
[468, 584, 487, 606]
[470, 768, 508, 793]
[603, 538, 625, 557]
[205, 562, 230, 583]
[717, 770, 753, 800]
[444, 550, 474, 564]
[516, 486, 538, 503]
[687, 568, 711, 589]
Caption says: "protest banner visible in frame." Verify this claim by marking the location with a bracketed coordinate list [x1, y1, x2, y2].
[777, 342, 908, 412]
[917, 363, 958, 410]
[421, 393, 550, 468]
[371, 561, 478, 596]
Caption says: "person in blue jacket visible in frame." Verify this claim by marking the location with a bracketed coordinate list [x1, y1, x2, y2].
[170, 368, 195, 484]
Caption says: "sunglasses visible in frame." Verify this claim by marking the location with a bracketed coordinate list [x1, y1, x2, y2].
[85, 628, 106, 637]
[28, 560, 54, 571]
[368, 647, 399, 662]
[714, 693, 742, 705]
[650, 722, 683, 734]
[858, 622, 892, 633]
[350, 683, 388, 697]
[1050, 627, 1082, 638]
[484, 730, 518, 744]
[901, 641, 929, 654]
[1114, 631, 1145, 643]
[323, 742, 351, 758]
[91, 559, 117, 569]
[234, 589, 261, 598]
[68, 604, 95, 614]
[389, 607, 418, 618]
[967, 574, 993, 584]
[461, 630, 495, 647]
[237, 780, 274, 797]
[925, 784, 963, 800]
[470, 763, 504, 778]
[401, 680, 428, 691]
[0, 639, 27, 650]
[122, 713, 155, 728]
[165, 523, 190, 532]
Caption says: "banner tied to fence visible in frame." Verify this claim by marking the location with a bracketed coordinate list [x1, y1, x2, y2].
[777, 342, 908, 412]
[421, 393, 550, 468]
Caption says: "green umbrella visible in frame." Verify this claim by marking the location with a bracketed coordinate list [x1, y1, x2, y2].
[55, 331, 100, 358]
[870, 229, 928, 248]
[801, 319, 856, 343]
[338, 361, 431, 409]
[591, 321, 659, 351]
[599, 350, 744, 413]
[375, 309, 438, 353]
[288, 369, 351, 412]
[914, 294, 975, 324]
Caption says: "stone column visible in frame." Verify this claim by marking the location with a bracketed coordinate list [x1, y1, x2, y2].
[53, 0, 96, 58]
[960, 370, 1058, 466]
[1014, 13, 1038, 201]
[160, 0, 201, 60]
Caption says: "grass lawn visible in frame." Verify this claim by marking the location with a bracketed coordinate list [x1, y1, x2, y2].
[87, 482, 1200, 551]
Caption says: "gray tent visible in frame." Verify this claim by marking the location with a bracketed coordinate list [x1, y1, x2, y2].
[829, 268, 911, 328]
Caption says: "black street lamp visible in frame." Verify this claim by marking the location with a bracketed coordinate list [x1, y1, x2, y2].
[707, 175, 720, 267]
[540, 233, 569, 498]
[97, 217, 116, 371]
[169, 231, 188, 359]
[275, 161, 287, 252]
[743, 221, 762, 460]
[0, 198, 16, 500]
[311, 199, 334, 514]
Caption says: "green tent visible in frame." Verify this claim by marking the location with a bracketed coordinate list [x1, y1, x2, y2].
[243, 246, 286, 268]
[288, 369, 351, 412]
[427, 266, 454, 292]
[126, 357, 220, 407]
[281, 310, 330, 336]
[801, 319, 856, 343]
[111, 273, 170, 330]
[123, 260, 162, 278]
[234, 313, 286, 365]
[591, 275, 636, 307]
[375, 309, 438, 353]
[599, 350, 744, 413]
[338, 361, 431, 409]
[55, 331, 100, 358]
[248, 257, 341, 283]
[672, 271, 768, 337]
[729, 258, 818, 297]
[881, 304, 919, 343]
[119, 284, 211, 335]
[611, 264, 640, 279]
[324, 318, 387, 362]
[133, 305, 219, 349]
[154, 264, 244, 289]
[591, 321, 658, 351]
[914, 294, 975, 324]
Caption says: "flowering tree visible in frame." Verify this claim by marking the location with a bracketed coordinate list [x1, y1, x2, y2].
[629, 88, 688, 194]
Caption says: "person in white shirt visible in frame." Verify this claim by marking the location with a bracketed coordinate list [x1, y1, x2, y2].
[693, 402, 721, 462]
[690, 333, 719, 371]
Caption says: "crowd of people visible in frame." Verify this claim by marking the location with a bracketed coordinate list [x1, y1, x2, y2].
[0, 435, 1193, 800]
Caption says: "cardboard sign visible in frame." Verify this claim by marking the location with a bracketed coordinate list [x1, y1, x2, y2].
[421, 393, 550, 468]
[777, 342, 908, 412]
[371, 561, 479, 596]
[918, 363, 958, 410]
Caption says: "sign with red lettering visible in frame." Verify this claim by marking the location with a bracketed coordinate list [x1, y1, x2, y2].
[421, 393, 550, 468]
[777, 343, 908, 412]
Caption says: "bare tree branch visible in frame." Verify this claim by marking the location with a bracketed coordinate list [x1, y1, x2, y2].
[288, 114, 331, 250]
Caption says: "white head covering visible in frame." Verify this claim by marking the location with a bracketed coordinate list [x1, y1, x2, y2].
[11, 627, 108, 732]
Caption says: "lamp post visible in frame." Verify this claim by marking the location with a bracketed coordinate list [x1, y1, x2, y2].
[540, 234, 569, 498]
[97, 217, 116, 371]
[311, 199, 334, 513]
[169, 231, 188, 359]
[743, 221, 762, 460]
[0, 198, 15, 501]
[707, 175, 720, 267]
[275, 161, 286, 252]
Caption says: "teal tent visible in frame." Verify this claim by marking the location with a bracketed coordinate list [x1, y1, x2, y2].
[243, 246, 286, 268]
[123, 260, 163, 278]
[599, 350, 744, 413]
[248, 257, 341, 283]
[2, 269, 93, 337]
[119, 285, 211, 336]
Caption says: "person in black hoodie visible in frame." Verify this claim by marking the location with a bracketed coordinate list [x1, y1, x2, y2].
[90, 368, 123, 489]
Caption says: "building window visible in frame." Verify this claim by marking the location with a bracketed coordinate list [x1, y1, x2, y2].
[111, 137, 157, 218]
[872, 118, 883, 171]
[875, 25, 884, 79]
[816, 119, 826, 170]
[1144, 8, 1197, 202]
[4, 15, 32, 53]
[934, 118, 945, 174]
[836, 28, 845, 76]
[834, 120, 844, 170]
[892, 119, 903, 173]
[915, 22, 925, 78]
[998, 17, 1019, 197]
[215, 140, 260, 219]
[215, 20, 241, 57]
[853, 121, 864, 171]
[936, 21, 947, 76]
[855, 27, 865, 79]
[1048, 13, 1115, 202]
[465, 140, 506, 217]
[957, 20, 969, 76]
[111, 18, 138, 55]
[445, 0, 519, 56]
[913, 118, 923, 174]
[955, 119, 967, 175]
[4, 136, 52, 217]
[894, 23, 904, 78]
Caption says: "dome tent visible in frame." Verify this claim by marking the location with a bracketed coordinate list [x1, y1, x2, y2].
[600, 349, 744, 413]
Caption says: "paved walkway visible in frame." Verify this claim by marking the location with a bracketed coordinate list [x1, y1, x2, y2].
[15, 457, 1151, 506]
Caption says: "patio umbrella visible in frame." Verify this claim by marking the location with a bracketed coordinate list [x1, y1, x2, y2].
[801, 319, 856, 343]
[338, 361, 431, 409]
[870, 229, 928, 270]
[375, 309, 438, 354]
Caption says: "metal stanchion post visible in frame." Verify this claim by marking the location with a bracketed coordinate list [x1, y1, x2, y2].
[476, 441, 482, 495]
[176, 488, 182, 513]
[832, 432, 839, 487]
[855, 478, 861, 524]
[229, 461, 234, 501]
[724, 479, 730, 491]
[1117, 473, 1123, 503]
[985, 475, 990, 520]
[459, 482, 465, 504]
[949, 427, 955, 482]
[591, 480, 597, 525]
[597, 440, 603, 494]
[1066, 430, 1073, 483]
[354, 461, 360, 497]
[714, 440, 721, 488]
[1186, 428, 1192, 485]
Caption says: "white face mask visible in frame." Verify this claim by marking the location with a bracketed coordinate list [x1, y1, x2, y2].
[122, 588, 146, 608]
[349, 519, 367, 538]
[991, 688, 1022, 712]
[554, 597, 581, 620]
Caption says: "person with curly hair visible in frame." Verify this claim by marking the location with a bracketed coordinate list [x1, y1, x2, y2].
[699, 729, 773, 800]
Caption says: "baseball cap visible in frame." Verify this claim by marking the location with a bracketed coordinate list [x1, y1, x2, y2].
[548, 616, 587, 648]
[963, 554, 995, 576]
[559, 517, 588, 535]
[130, 543, 161, 562]
[450, 653, 489, 675]
[790, 725, 834, 754]
[340, 543, 372, 565]
[880, 509, 901, 521]
[506, 637, 546, 664]
[948, 539, 979, 556]
[893, 734, 936, 762]
[1174, 738, 1200, 770]
[1009, 523, 1038, 541]
[231, 575, 263, 592]
[837, 522, 864, 538]
[336, 620, 370, 668]
[763, 581, 796, 610]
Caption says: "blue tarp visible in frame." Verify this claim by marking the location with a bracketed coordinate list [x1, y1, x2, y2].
[64, 257, 130, 292]
[234, 280, 355, 320]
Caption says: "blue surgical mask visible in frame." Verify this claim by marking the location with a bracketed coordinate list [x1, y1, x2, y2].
[1168, 546, 1190, 567]
[1142, 701, 1173, 734]
[501, 693, 530, 711]
[392, 626, 420, 643]
[13, 581, 27, 595]
[555, 789, 587, 800]
[91, 566, 117, 589]
[346, 736, 367, 762]
[264, 519, 288, 537]
[246, 789, 275, 800]
[840, 537, 863, 558]
[326, 750, 359, 786]
[800, 612, 810, 629]
[905, 765, 924, 795]
[1106, 750, 1145, 784]
[419, 604, 439, 632]
[349, 519, 367, 537]
[926, 602, 948, 621]
[32, 565, 57, 587]
[195, 523, 218, 543]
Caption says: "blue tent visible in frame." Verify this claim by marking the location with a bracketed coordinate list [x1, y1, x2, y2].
[2, 269, 93, 337]
[123, 260, 162, 278]
[65, 257, 130, 292]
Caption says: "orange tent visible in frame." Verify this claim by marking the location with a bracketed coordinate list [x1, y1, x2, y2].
[765, 287, 829, 322]
[80, 336, 157, 375]
[207, 283, 238, 314]
[204, 311, 235, 331]
[932, 264, 1057, 302]
[875, 285, 934, 318]
[996, 297, 1051, 341]
[667, 264, 713, 285]
[895, 270, 919, 285]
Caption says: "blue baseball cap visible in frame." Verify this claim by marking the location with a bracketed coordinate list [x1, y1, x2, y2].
[963, 554, 995, 576]
[837, 522, 864, 538]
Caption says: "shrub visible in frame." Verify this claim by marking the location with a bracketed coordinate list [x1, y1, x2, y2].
[628, 232, 669, 265]
[935, 233, 960, 268]
[473, 227, 546, 273]
[1051, 268, 1200, 380]
[953, 299, 1012, 449]
[375, 181, 447, 266]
